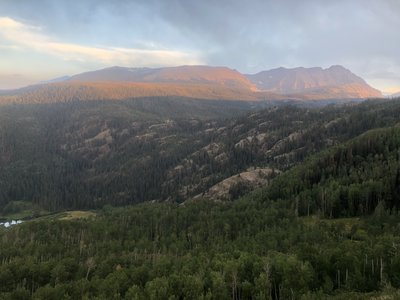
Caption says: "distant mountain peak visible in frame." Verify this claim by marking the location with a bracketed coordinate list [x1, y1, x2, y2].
[67, 65, 256, 91]
[11, 64, 382, 104]
[246, 65, 381, 98]
[328, 64, 346, 69]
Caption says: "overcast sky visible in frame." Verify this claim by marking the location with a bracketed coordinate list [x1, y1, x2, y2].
[0, 0, 399, 92]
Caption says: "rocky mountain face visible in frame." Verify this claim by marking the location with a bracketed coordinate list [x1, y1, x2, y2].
[246, 65, 382, 98]
[0, 65, 382, 104]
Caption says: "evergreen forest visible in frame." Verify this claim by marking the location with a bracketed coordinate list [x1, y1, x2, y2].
[1, 97, 400, 299]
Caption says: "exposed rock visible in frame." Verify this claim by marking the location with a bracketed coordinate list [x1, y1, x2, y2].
[246, 65, 382, 99]
[193, 168, 280, 201]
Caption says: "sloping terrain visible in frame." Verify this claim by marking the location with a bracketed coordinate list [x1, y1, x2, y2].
[2, 117, 400, 299]
[262, 125, 400, 217]
[68, 65, 257, 90]
[0, 66, 264, 105]
[246, 65, 382, 98]
[0, 65, 383, 105]
[193, 168, 279, 201]
[0, 98, 399, 214]
[0, 81, 268, 105]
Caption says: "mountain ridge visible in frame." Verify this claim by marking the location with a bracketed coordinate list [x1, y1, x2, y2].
[0, 65, 382, 104]
[245, 65, 382, 97]
[68, 65, 257, 91]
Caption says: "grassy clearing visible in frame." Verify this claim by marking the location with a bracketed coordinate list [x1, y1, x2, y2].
[1, 201, 97, 225]
[58, 211, 97, 220]
[31, 210, 97, 222]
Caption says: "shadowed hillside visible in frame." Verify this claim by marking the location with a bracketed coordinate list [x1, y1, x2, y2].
[0, 98, 398, 212]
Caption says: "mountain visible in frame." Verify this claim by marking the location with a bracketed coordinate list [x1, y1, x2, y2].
[0, 66, 271, 104]
[246, 65, 382, 98]
[68, 65, 256, 90]
[2, 99, 400, 299]
[39, 75, 71, 84]
[1, 98, 400, 212]
[0, 81, 277, 105]
[0, 65, 383, 105]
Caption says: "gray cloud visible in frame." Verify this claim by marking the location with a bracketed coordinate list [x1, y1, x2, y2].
[0, 0, 399, 91]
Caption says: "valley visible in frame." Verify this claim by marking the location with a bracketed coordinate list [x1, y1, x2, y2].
[1, 93, 400, 298]
[1, 1, 399, 298]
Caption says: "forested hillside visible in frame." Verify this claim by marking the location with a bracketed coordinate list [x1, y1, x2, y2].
[1, 0, 397, 298]
[265, 126, 400, 217]
[1, 98, 400, 298]
[0, 97, 264, 212]
[2, 123, 400, 298]
[1, 98, 400, 214]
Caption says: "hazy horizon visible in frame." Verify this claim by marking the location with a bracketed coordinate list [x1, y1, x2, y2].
[1, 0, 399, 93]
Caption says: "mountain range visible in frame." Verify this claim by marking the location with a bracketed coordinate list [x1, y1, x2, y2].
[68, 65, 256, 90]
[246, 65, 382, 99]
[0, 65, 399, 299]
[0, 65, 382, 104]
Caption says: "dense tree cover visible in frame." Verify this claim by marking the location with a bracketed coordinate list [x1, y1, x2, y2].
[265, 126, 400, 218]
[1, 99, 400, 298]
[1, 199, 400, 299]
[1, 98, 400, 213]
[0, 98, 246, 211]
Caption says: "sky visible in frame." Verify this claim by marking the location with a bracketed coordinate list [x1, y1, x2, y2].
[0, 0, 399, 93]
